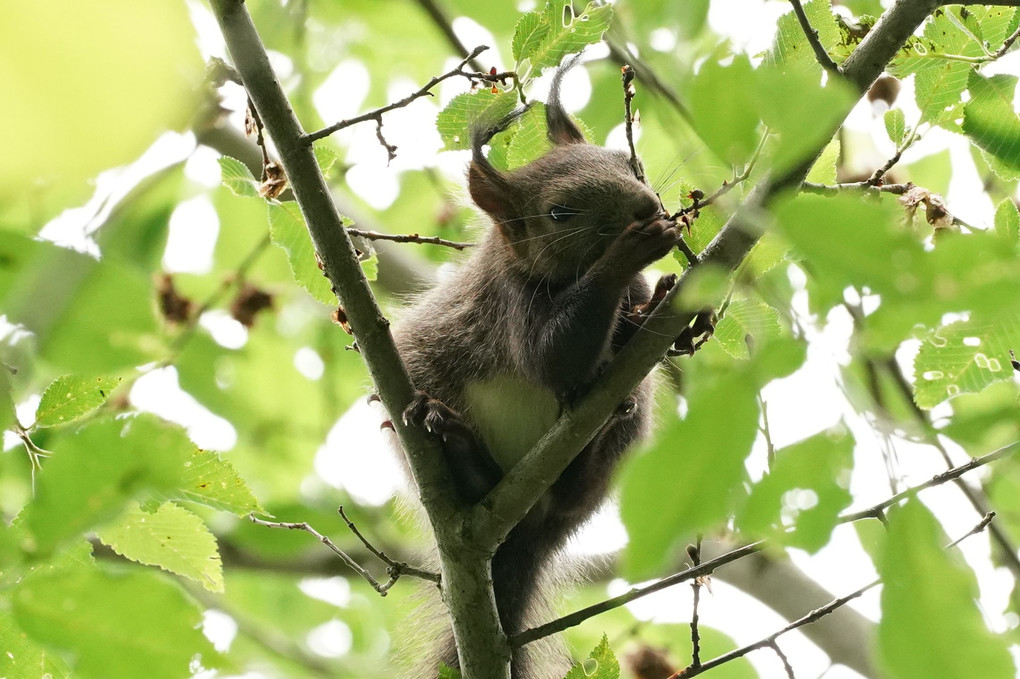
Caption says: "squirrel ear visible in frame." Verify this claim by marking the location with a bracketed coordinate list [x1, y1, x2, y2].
[468, 160, 515, 223]
[546, 58, 586, 146]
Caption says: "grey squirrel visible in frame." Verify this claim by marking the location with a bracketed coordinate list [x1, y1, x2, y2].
[394, 64, 680, 678]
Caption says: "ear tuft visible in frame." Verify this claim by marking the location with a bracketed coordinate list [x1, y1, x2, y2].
[546, 57, 586, 146]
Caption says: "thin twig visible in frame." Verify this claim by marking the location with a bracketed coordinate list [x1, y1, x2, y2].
[868, 125, 919, 186]
[303, 46, 520, 145]
[249, 514, 437, 595]
[621, 65, 645, 184]
[769, 641, 796, 679]
[789, 0, 841, 74]
[688, 537, 704, 670]
[992, 24, 1020, 59]
[347, 228, 473, 251]
[671, 132, 767, 221]
[671, 512, 996, 678]
[413, 0, 486, 73]
[513, 441, 1018, 648]
[759, 396, 776, 471]
[338, 506, 441, 585]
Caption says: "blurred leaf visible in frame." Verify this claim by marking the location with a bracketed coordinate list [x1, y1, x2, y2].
[33, 375, 122, 428]
[436, 90, 519, 151]
[175, 448, 263, 516]
[877, 501, 1013, 679]
[219, 156, 261, 198]
[268, 202, 336, 305]
[714, 299, 782, 359]
[438, 664, 462, 679]
[689, 55, 761, 166]
[913, 317, 1020, 409]
[0, 609, 70, 679]
[97, 501, 224, 592]
[24, 415, 192, 553]
[13, 565, 219, 679]
[963, 71, 1020, 171]
[0, 232, 161, 373]
[884, 108, 906, 144]
[621, 369, 759, 577]
[564, 635, 619, 679]
[995, 198, 1020, 243]
[517, 2, 614, 72]
[807, 138, 841, 185]
[1, 1, 201, 201]
[736, 427, 854, 552]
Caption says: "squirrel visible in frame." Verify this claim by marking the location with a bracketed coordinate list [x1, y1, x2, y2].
[393, 63, 680, 678]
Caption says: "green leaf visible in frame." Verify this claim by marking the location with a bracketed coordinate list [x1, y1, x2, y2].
[218, 155, 260, 198]
[438, 664, 462, 679]
[689, 55, 761, 166]
[24, 415, 192, 553]
[767, 0, 841, 73]
[267, 202, 336, 306]
[913, 317, 1020, 409]
[13, 565, 219, 679]
[512, 10, 548, 64]
[995, 197, 1020, 243]
[963, 71, 1020, 170]
[97, 501, 224, 592]
[360, 252, 379, 282]
[736, 427, 854, 552]
[877, 501, 1014, 679]
[714, 300, 782, 359]
[621, 370, 759, 577]
[313, 145, 340, 175]
[523, 2, 614, 72]
[176, 448, 263, 516]
[564, 635, 619, 679]
[34, 374, 121, 428]
[0, 232, 161, 373]
[884, 108, 906, 144]
[436, 89, 519, 151]
[806, 138, 841, 185]
[0, 609, 70, 679]
[506, 104, 553, 170]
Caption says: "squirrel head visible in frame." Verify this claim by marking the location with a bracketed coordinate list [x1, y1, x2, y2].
[468, 65, 663, 282]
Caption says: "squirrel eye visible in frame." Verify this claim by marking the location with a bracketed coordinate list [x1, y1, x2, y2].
[549, 205, 577, 222]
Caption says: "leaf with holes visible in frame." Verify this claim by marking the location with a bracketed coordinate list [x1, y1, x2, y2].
[218, 156, 259, 198]
[436, 89, 519, 151]
[565, 635, 619, 679]
[34, 375, 121, 428]
[268, 202, 335, 305]
[963, 71, 1020, 171]
[913, 317, 1020, 409]
[98, 501, 224, 592]
[714, 300, 782, 359]
[523, 1, 613, 72]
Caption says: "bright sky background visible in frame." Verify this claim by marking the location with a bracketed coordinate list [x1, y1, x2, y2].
[16, 0, 1020, 676]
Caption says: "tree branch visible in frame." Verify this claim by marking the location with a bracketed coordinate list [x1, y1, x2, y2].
[789, 0, 841, 74]
[209, 3, 509, 676]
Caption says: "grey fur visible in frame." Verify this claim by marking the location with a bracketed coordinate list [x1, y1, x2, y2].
[393, 63, 678, 679]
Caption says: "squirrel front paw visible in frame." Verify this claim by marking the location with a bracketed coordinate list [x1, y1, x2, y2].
[609, 215, 680, 273]
[402, 391, 465, 438]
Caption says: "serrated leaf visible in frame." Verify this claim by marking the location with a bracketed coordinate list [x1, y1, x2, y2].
[97, 501, 224, 592]
[34, 374, 121, 428]
[360, 252, 379, 282]
[313, 144, 339, 175]
[995, 197, 1020, 242]
[736, 427, 854, 552]
[525, 2, 614, 72]
[267, 202, 336, 305]
[564, 635, 619, 679]
[767, 0, 841, 73]
[512, 11, 548, 64]
[806, 138, 841, 185]
[218, 156, 259, 198]
[913, 317, 1020, 409]
[884, 108, 906, 144]
[436, 90, 519, 151]
[13, 565, 219, 679]
[506, 104, 552, 170]
[714, 300, 782, 359]
[0, 609, 70, 679]
[877, 501, 1014, 679]
[24, 415, 193, 553]
[963, 71, 1020, 171]
[175, 448, 262, 515]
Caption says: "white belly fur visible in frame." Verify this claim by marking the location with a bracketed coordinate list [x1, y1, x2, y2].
[462, 376, 562, 471]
